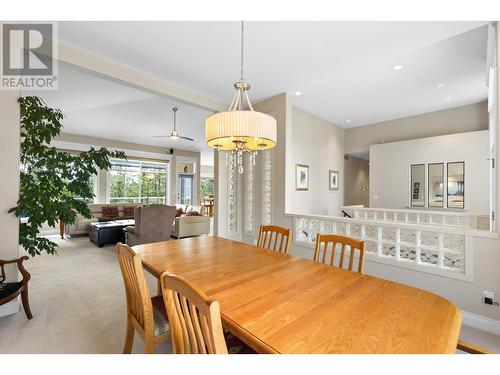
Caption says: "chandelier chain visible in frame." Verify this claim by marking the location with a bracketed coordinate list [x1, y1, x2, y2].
[240, 21, 244, 82]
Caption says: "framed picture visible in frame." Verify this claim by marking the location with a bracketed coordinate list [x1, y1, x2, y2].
[329, 170, 339, 191]
[295, 164, 309, 191]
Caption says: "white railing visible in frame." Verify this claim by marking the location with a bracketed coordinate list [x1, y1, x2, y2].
[286, 212, 497, 282]
[342, 206, 489, 230]
[109, 196, 167, 204]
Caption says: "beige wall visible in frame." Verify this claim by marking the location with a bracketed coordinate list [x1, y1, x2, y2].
[369, 130, 490, 213]
[345, 101, 488, 155]
[0, 90, 20, 317]
[344, 155, 369, 207]
[289, 106, 345, 216]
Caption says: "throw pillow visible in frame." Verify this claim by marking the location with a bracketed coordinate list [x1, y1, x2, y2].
[186, 210, 201, 216]
[102, 206, 119, 219]
[123, 206, 135, 217]
[175, 208, 183, 217]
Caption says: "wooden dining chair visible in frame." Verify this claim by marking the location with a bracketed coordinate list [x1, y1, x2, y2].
[257, 225, 291, 254]
[0, 256, 32, 319]
[115, 243, 170, 354]
[160, 272, 228, 354]
[314, 234, 365, 273]
[457, 339, 494, 354]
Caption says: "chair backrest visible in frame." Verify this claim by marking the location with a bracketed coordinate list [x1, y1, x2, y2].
[314, 234, 365, 273]
[257, 225, 291, 254]
[134, 204, 177, 241]
[161, 272, 228, 354]
[116, 243, 154, 336]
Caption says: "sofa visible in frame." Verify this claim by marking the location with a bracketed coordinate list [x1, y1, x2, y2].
[171, 204, 211, 239]
[64, 203, 143, 237]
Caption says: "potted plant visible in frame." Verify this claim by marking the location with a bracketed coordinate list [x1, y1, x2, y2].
[9, 96, 126, 256]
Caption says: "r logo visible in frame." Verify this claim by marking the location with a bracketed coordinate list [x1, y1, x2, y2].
[2, 23, 53, 76]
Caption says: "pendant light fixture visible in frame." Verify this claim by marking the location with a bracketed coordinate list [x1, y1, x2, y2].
[205, 21, 277, 173]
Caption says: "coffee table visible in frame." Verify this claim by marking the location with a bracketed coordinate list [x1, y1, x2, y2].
[89, 219, 135, 247]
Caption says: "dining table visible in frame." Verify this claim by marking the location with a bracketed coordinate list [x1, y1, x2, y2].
[133, 236, 461, 354]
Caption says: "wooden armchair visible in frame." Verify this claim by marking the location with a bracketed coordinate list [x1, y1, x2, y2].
[0, 256, 33, 319]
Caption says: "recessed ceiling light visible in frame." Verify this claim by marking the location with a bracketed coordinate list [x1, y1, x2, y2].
[436, 83, 447, 89]
[444, 97, 452, 102]
[346, 119, 351, 123]
[392, 65, 404, 71]
[294, 91, 302, 96]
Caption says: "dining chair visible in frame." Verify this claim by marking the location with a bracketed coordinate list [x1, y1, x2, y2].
[0, 256, 32, 319]
[257, 225, 291, 254]
[314, 234, 365, 273]
[160, 272, 228, 354]
[457, 339, 494, 354]
[115, 243, 170, 354]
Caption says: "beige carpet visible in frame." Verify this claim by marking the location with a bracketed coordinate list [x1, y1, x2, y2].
[0, 235, 172, 354]
[1, 234, 499, 354]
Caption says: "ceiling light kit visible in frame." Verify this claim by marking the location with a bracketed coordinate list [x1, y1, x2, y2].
[392, 64, 404, 71]
[205, 21, 277, 174]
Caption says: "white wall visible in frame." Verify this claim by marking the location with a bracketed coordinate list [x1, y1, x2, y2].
[289, 106, 345, 216]
[369, 130, 489, 213]
[0, 90, 21, 317]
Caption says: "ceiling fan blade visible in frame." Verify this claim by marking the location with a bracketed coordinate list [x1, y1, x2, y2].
[153, 135, 171, 138]
[179, 136, 194, 142]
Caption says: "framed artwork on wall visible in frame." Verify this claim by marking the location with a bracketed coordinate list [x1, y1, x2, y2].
[329, 170, 339, 191]
[295, 164, 309, 191]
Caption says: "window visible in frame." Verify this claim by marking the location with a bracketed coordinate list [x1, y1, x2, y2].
[200, 178, 214, 197]
[178, 174, 194, 205]
[108, 159, 168, 204]
[76, 175, 97, 204]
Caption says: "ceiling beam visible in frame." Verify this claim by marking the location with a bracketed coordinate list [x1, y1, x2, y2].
[56, 42, 225, 112]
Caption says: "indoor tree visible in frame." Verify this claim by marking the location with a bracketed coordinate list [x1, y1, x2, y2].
[9, 96, 126, 256]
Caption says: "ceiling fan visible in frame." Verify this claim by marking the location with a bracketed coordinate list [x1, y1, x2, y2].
[154, 107, 194, 142]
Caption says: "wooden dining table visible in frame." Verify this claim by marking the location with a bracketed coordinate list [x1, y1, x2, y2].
[134, 236, 461, 354]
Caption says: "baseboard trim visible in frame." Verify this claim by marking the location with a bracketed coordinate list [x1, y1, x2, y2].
[0, 299, 19, 318]
[462, 310, 500, 336]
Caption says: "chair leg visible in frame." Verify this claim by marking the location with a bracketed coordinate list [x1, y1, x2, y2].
[123, 318, 134, 354]
[144, 336, 155, 354]
[21, 287, 33, 319]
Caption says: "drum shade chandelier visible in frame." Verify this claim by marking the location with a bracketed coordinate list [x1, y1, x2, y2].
[205, 21, 277, 173]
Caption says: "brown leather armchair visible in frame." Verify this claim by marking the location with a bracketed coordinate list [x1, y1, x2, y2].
[0, 256, 32, 319]
[125, 205, 177, 246]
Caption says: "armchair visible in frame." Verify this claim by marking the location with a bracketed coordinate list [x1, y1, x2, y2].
[125, 205, 177, 246]
[0, 256, 33, 319]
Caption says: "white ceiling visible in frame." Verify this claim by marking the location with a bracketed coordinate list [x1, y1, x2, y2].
[57, 21, 490, 127]
[24, 21, 490, 167]
[23, 64, 215, 165]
